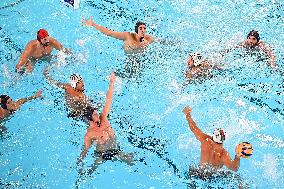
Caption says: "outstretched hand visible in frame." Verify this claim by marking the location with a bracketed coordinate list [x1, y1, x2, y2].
[81, 17, 94, 27]
[34, 90, 43, 98]
[183, 106, 192, 115]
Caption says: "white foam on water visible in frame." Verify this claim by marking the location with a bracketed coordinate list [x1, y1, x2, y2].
[75, 37, 91, 47]
[236, 99, 246, 107]
[257, 134, 284, 148]
[56, 50, 68, 67]
[262, 154, 278, 181]
[227, 117, 261, 138]
[252, 153, 280, 185]
[177, 134, 198, 150]
[73, 52, 88, 64]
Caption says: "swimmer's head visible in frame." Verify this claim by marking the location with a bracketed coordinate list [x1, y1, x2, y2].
[37, 29, 50, 46]
[212, 128, 226, 144]
[0, 95, 12, 110]
[247, 30, 260, 47]
[191, 52, 203, 66]
[135, 22, 146, 37]
[70, 74, 84, 91]
[83, 106, 100, 125]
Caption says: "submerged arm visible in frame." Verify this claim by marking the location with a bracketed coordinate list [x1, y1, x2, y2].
[259, 42, 277, 70]
[77, 135, 93, 164]
[221, 41, 245, 56]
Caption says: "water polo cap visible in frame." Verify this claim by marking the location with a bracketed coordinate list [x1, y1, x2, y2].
[212, 128, 226, 144]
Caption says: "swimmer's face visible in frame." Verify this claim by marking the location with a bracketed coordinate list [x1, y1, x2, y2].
[247, 36, 258, 47]
[5, 98, 13, 110]
[137, 25, 146, 37]
[40, 36, 50, 46]
[75, 79, 84, 92]
[92, 111, 100, 124]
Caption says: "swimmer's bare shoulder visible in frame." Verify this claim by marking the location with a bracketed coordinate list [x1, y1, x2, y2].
[49, 37, 63, 50]
[23, 40, 38, 55]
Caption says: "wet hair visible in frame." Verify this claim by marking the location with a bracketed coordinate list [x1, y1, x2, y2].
[247, 30, 260, 42]
[135, 21, 146, 33]
[83, 106, 96, 122]
[0, 95, 10, 110]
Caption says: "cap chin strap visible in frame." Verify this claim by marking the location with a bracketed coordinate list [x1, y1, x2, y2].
[212, 137, 223, 144]
[70, 74, 82, 89]
[192, 54, 202, 66]
[70, 81, 77, 88]
[140, 37, 145, 43]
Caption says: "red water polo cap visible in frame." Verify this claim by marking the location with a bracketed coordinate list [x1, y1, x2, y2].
[37, 29, 49, 39]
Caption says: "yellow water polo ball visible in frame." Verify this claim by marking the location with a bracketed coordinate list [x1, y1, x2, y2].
[235, 142, 253, 158]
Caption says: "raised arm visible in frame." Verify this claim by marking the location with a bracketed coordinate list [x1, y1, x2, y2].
[82, 17, 128, 40]
[222, 150, 240, 172]
[101, 72, 115, 117]
[258, 42, 277, 70]
[43, 67, 67, 89]
[183, 106, 207, 142]
[16, 42, 33, 72]
[13, 90, 43, 110]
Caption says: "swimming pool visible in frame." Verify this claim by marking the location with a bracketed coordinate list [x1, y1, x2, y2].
[1, 0, 284, 188]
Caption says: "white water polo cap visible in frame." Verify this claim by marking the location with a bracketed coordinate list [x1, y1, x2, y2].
[191, 52, 203, 66]
[212, 128, 227, 144]
[70, 74, 82, 88]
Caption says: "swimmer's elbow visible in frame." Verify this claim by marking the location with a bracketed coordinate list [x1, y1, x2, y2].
[227, 160, 240, 172]
[230, 165, 239, 172]
[104, 30, 115, 37]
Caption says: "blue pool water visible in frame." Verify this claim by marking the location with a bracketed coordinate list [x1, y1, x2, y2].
[1, 0, 284, 188]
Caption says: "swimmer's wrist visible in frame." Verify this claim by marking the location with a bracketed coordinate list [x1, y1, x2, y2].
[28, 95, 37, 100]
[185, 112, 191, 117]
[235, 154, 241, 159]
[90, 22, 96, 28]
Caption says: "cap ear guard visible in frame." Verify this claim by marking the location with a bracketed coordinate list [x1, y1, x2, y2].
[191, 53, 203, 66]
[70, 74, 82, 88]
[212, 128, 226, 144]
